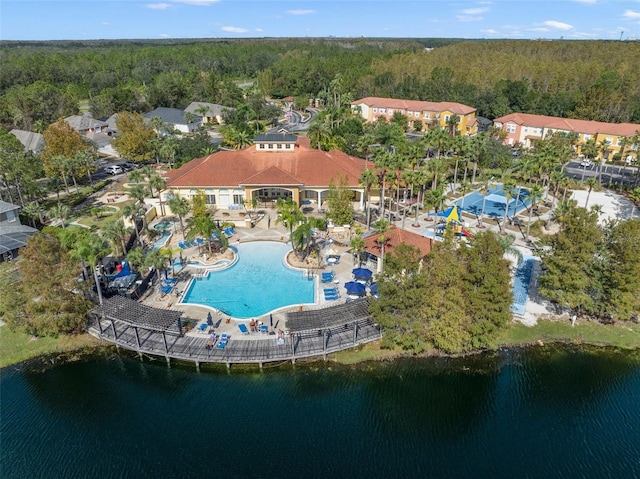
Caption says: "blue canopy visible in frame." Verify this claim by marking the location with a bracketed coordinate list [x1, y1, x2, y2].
[352, 267, 373, 280]
[344, 281, 366, 296]
[368, 282, 379, 294]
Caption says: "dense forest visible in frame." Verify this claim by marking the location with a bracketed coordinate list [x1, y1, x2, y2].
[1, 38, 639, 132]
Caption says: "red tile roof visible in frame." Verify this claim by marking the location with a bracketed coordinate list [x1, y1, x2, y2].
[363, 226, 433, 258]
[352, 97, 476, 116]
[166, 139, 367, 189]
[494, 112, 640, 137]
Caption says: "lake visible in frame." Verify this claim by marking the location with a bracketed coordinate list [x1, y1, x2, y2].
[2, 345, 639, 478]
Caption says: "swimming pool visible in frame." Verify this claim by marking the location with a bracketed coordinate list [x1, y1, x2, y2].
[455, 185, 531, 219]
[181, 241, 315, 318]
[153, 221, 173, 231]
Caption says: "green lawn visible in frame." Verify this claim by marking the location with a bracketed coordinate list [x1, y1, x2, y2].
[0, 327, 100, 369]
[492, 319, 640, 350]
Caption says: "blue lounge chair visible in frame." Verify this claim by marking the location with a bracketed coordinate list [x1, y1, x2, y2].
[178, 242, 188, 249]
[324, 294, 340, 301]
[164, 277, 178, 285]
[321, 272, 334, 283]
[260, 324, 268, 334]
[238, 324, 249, 335]
[217, 333, 229, 348]
[197, 323, 207, 332]
[161, 284, 173, 296]
[196, 237, 204, 246]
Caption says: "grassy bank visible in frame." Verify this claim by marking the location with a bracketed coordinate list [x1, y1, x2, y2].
[0, 327, 100, 369]
[331, 319, 640, 364]
[493, 319, 640, 350]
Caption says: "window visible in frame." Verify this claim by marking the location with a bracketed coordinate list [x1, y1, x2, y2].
[6, 210, 17, 223]
[205, 194, 216, 205]
[388, 109, 393, 115]
[304, 190, 314, 199]
[583, 134, 590, 141]
[380, 108, 386, 113]
[277, 143, 282, 149]
[524, 127, 529, 133]
[444, 115, 450, 123]
[268, 143, 273, 149]
[616, 138, 623, 146]
[373, 107, 378, 113]
[506, 124, 517, 134]
[415, 111, 420, 117]
[424, 113, 430, 119]
[233, 194, 244, 204]
[606, 137, 613, 145]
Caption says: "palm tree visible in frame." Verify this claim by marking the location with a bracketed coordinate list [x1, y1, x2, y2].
[276, 198, 304, 246]
[628, 187, 640, 219]
[359, 168, 377, 231]
[477, 176, 495, 228]
[525, 184, 545, 241]
[349, 235, 366, 266]
[46, 204, 71, 229]
[143, 249, 169, 285]
[122, 202, 144, 247]
[167, 194, 191, 241]
[550, 199, 576, 229]
[307, 121, 332, 150]
[493, 232, 523, 266]
[187, 214, 218, 254]
[584, 177, 597, 208]
[47, 177, 64, 205]
[149, 174, 167, 216]
[70, 232, 110, 305]
[128, 169, 145, 184]
[373, 219, 391, 274]
[500, 180, 517, 234]
[22, 202, 41, 228]
[102, 218, 131, 256]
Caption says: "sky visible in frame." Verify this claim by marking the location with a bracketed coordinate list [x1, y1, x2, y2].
[1, 0, 640, 41]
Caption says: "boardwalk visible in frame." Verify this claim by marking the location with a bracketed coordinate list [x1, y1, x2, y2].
[87, 297, 382, 367]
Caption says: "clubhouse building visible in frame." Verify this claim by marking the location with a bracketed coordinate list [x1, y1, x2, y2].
[165, 133, 370, 210]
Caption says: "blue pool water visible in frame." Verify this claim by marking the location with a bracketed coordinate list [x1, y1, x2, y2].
[511, 256, 535, 316]
[455, 185, 531, 219]
[182, 241, 315, 318]
[151, 231, 171, 250]
[153, 221, 173, 230]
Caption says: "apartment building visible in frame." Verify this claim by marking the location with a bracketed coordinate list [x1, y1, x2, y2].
[351, 97, 477, 135]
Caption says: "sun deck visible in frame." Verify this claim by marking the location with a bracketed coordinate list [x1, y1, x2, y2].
[87, 296, 382, 368]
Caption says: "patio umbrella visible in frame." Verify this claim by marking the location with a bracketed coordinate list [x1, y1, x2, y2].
[344, 281, 366, 296]
[368, 282, 379, 294]
[270, 314, 273, 328]
[352, 267, 373, 280]
[206, 312, 213, 327]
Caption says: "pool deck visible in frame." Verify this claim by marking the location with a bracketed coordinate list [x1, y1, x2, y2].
[140, 220, 363, 341]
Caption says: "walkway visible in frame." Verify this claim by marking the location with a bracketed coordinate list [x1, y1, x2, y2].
[87, 297, 382, 367]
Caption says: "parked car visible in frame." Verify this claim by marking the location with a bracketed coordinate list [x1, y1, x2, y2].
[104, 165, 124, 175]
[580, 159, 593, 168]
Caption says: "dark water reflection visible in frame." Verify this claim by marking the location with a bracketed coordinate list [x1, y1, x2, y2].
[2, 345, 640, 479]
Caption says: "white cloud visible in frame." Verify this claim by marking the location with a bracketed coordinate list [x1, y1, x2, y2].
[573, 0, 597, 3]
[159, 33, 170, 37]
[623, 10, 640, 19]
[286, 10, 316, 15]
[481, 29, 500, 35]
[462, 7, 489, 14]
[255, 28, 264, 32]
[101, 21, 110, 26]
[542, 20, 573, 30]
[530, 27, 550, 32]
[147, 3, 171, 9]
[456, 15, 483, 22]
[222, 26, 249, 33]
[172, 0, 219, 5]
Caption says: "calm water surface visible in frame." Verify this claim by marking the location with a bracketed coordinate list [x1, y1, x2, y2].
[2, 345, 640, 478]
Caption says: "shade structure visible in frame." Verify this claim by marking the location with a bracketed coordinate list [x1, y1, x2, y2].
[352, 267, 373, 280]
[206, 312, 214, 327]
[344, 281, 367, 296]
[437, 205, 462, 224]
[325, 247, 338, 256]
